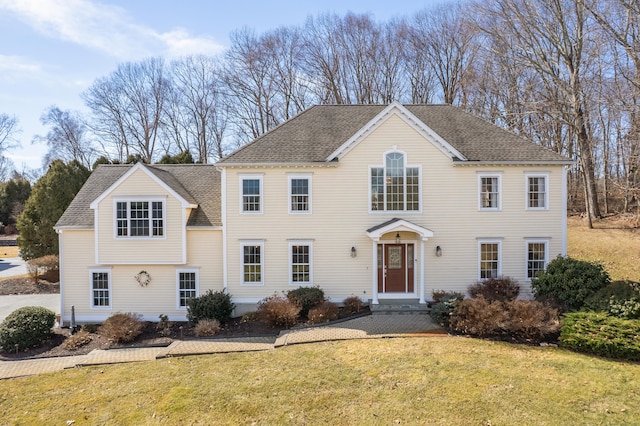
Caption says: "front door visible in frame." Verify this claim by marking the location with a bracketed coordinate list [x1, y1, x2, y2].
[377, 243, 415, 293]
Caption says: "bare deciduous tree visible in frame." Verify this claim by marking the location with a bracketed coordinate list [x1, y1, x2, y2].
[83, 57, 169, 163]
[474, 0, 601, 225]
[34, 106, 95, 168]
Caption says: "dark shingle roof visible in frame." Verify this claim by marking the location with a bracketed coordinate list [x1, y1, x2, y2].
[55, 164, 221, 229]
[219, 104, 570, 164]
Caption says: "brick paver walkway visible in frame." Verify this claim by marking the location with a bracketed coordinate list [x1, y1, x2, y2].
[0, 314, 445, 379]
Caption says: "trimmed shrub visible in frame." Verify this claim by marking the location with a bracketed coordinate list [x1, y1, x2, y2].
[187, 290, 235, 324]
[257, 294, 301, 327]
[468, 277, 520, 302]
[0, 306, 56, 351]
[560, 311, 640, 361]
[342, 296, 364, 315]
[584, 280, 639, 312]
[450, 299, 560, 343]
[430, 291, 464, 327]
[287, 286, 325, 319]
[532, 256, 610, 311]
[308, 301, 339, 324]
[62, 329, 93, 350]
[608, 298, 640, 320]
[98, 312, 144, 343]
[194, 319, 221, 337]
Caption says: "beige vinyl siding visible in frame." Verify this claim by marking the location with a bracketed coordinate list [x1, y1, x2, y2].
[95, 168, 185, 264]
[60, 230, 96, 322]
[224, 113, 566, 301]
[61, 227, 223, 323]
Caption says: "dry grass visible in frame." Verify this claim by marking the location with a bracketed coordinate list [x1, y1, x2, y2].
[568, 215, 640, 281]
[1, 338, 639, 425]
[0, 246, 19, 258]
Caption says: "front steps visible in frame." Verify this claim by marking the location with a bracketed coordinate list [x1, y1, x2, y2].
[370, 299, 429, 315]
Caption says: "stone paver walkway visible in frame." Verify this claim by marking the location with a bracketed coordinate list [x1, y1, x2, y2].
[0, 313, 445, 380]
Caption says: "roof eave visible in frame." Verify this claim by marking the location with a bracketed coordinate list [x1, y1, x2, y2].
[452, 160, 575, 166]
[215, 161, 339, 168]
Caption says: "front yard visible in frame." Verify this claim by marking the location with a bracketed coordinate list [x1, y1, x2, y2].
[2, 337, 639, 425]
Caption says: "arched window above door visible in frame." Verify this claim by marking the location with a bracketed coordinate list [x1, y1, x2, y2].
[370, 151, 421, 212]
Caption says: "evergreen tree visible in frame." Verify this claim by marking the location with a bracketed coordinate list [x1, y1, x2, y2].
[0, 176, 31, 226]
[17, 160, 90, 259]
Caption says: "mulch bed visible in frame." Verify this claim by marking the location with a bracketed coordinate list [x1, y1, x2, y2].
[0, 276, 370, 360]
[0, 276, 59, 295]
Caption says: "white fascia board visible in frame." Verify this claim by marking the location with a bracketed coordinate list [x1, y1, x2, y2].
[89, 163, 197, 210]
[367, 219, 434, 241]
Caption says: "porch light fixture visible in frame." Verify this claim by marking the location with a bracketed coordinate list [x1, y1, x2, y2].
[436, 245, 442, 257]
[395, 233, 401, 244]
[351, 246, 357, 258]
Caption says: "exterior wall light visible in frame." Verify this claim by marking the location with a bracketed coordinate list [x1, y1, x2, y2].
[351, 246, 357, 258]
[395, 233, 401, 244]
[436, 245, 442, 257]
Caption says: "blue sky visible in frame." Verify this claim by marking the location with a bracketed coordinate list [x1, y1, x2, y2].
[0, 0, 451, 171]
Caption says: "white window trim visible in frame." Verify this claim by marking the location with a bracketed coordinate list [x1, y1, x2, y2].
[477, 173, 502, 211]
[288, 173, 312, 214]
[525, 239, 549, 282]
[113, 197, 167, 239]
[368, 149, 422, 213]
[477, 239, 502, 280]
[288, 240, 314, 286]
[525, 173, 549, 210]
[239, 174, 264, 214]
[176, 267, 200, 309]
[240, 240, 265, 286]
[89, 267, 112, 309]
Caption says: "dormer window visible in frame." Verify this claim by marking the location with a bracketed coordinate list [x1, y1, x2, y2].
[370, 151, 420, 212]
[115, 199, 165, 238]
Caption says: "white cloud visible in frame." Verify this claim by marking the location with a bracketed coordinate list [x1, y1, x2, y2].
[0, 55, 41, 74]
[0, 0, 225, 59]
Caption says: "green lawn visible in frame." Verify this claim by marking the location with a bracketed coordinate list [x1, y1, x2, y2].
[568, 216, 640, 281]
[2, 338, 639, 425]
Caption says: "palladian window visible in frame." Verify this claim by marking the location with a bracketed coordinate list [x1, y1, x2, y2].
[371, 152, 420, 212]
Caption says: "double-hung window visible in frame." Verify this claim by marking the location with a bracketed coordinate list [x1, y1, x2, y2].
[115, 199, 164, 237]
[526, 174, 548, 210]
[90, 268, 111, 308]
[289, 174, 312, 213]
[478, 240, 502, 280]
[241, 241, 264, 285]
[478, 174, 502, 210]
[370, 151, 420, 212]
[526, 240, 548, 280]
[177, 269, 199, 308]
[289, 241, 313, 285]
[240, 176, 263, 213]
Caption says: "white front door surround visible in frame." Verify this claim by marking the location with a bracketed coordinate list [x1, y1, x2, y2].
[366, 218, 434, 304]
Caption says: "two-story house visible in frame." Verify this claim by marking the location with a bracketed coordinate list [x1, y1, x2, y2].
[55, 102, 572, 323]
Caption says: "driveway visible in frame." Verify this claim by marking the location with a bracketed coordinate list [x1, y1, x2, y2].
[0, 257, 27, 278]
[0, 256, 59, 322]
[0, 294, 60, 322]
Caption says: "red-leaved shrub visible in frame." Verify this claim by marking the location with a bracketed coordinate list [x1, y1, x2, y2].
[342, 296, 364, 315]
[257, 294, 301, 327]
[308, 301, 339, 324]
[468, 277, 520, 302]
[450, 298, 559, 343]
[98, 312, 144, 343]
